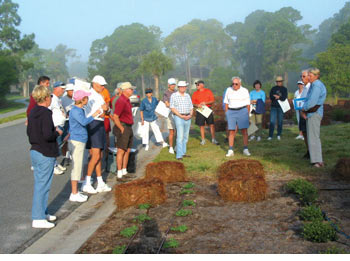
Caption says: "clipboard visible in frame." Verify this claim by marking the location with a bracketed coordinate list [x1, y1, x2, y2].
[293, 98, 306, 110]
[196, 105, 212, 118]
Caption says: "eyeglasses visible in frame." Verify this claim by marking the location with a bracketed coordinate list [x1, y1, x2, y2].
[233, 83, 239, 86]
[301, 75, 307, 78]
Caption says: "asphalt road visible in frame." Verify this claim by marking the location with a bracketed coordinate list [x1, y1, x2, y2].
[0, 107, 146, 253]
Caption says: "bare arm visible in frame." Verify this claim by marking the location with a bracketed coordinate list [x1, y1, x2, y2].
[112, 114, 124, 134]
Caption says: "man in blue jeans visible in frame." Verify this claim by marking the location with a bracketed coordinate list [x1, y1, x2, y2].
[268, 76, 288, 140]
[170, 81, 193, 161]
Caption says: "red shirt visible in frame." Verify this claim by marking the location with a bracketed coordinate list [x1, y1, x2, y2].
[114, 94, 133, 125]
[26, 95, 37, 116]
[191, 88, 215, 108]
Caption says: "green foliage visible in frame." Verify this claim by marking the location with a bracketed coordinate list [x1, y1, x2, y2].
[182, 200, 196, 207]
[175, 209, 192, 217]
[331, 108, 349, 121]
[302, 221, 338, 243]
[299, 205, 324, 221]
[0, 112, 26, 124]
[319, 246, 350, 254]
[138, 203, 151, 210]
[112, 245, 126, 254]
[180, 189, 195, 195]
[134, 214, 152, 223]
[206, 67, 239, 96]
[286, 178, 318, 204]
[120, 225, 138, 238]
[170, 225, 188, 233]
[163, 238, 179, 248]
[183, 182, 195, 189]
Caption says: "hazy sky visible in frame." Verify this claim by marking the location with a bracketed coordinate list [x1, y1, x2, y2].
[16, 0, 349, 61]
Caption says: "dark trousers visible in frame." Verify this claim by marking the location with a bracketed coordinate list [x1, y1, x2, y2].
[269, 107, 284, 137]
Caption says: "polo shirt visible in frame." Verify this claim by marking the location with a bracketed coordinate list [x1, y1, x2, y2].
[162, 89, 175, 103]
[302, 80, 327, 118]
[224, 86, 250, 109]
[191, 88, 214, 107]
[140, 96, 159, 122]
[49, 94, 66, 127]
[114, 94, 133, 125]
[85, 88, 105, 121]
[170, 92, 193, 114]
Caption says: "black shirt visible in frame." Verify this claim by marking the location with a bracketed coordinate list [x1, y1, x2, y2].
[269, 85, 288, 108]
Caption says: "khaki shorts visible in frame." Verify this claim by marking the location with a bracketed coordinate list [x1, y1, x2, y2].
[166, 113, 175, 130]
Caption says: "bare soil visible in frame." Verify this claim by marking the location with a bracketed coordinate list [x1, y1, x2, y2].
[77, 173, 350, 254]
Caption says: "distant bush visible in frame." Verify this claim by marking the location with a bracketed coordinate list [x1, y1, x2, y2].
[299, 205, 324, 221]
[286, 179, 318, 204]
[331, 108, 347, 121]
[302, 221, 337, 243]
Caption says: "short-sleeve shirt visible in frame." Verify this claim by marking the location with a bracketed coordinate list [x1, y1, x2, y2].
[140, 96, 159, 122]
[250, 90, 266, 103]
[85, 88, 105, 121]
[170, 92, 193, 114]
[162, 89, 175, 104]
[114, 94, 133, 125]
[191, 88, 215, 108]
[224, 86, 250, 109]
[49, 94, 66, 127]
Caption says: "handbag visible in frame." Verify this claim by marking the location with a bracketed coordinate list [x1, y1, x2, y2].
[255, 99, 266, 114]
[135, 122, 146, 139]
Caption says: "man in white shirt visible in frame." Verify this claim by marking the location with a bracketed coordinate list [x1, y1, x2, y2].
[224, 77, 251, 157]
[82, 75, 111, 194]
[300, 69, 311, 159]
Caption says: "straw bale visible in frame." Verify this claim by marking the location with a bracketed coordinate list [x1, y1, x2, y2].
[114, 178, 166, 209]
[333, 158, 350, 182]
[218, 159, 265, 178]
[145, 161, 187, 183]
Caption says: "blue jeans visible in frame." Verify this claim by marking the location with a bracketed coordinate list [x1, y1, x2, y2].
[269, 107, 284, 137]
[173, 115, 191, 159]
[30, 150, 55, 220]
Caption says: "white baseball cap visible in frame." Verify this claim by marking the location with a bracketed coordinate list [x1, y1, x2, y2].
[177, 81, 188, 87]
[65, 83, 74, 91]
[168, 78, 176, 85]
[92, 75, 107, 85]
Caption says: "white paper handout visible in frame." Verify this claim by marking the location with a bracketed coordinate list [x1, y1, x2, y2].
[155, 101, 170, 118]
[278, 99, 291, 113]
[196, 105, 212, 118]
[248, 122, 259, 136]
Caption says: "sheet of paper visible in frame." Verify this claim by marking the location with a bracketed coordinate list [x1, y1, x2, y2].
[196, 105, 212, 118]
[155, 101, 170, 118]
[278, 99, 291, 113]
[248, 122, 259, 136]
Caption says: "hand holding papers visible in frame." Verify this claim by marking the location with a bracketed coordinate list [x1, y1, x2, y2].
[155, 101, 170, 118]
[278, 99, 291, 113]
[196, 105, 212, 118]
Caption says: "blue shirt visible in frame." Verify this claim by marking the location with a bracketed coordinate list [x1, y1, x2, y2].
[302, 79, 327, 118]
[140, 96, 159, 122]
[250, 90, 266, 103]
[69, 105, 94, 143]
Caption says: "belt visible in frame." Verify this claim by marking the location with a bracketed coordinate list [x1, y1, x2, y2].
[121, 122, 132, 127]
[228, 106, 246, 110]
[180, 113, 190, 116]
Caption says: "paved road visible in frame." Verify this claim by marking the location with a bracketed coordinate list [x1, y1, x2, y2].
[0, 108, 147, 253]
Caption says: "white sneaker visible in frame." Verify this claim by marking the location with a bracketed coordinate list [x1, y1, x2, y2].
[226, 150, 234, 157]
[122, 169, 128, 176]
[32, 220, 55, 229]
[46, 215, 56, 221]
[169, 147, 175, 154]
[82, 184, 97, 194]
[96, 183, 112, 193]
[65, 151, 72, 160]
[267, 137, 272, 141]
[69, 192, 88, 202]
[31, 166, 34, 171]
[295, 134, 303, 140]
[162, 142, 169, 148]
[200, 140, 206, 145]
[57, 164, 66, 171]
[243, 149, 251, 156]
[145, 145, 149, 151]
[249, 135, 255, 141]
[277, 136, 281, 140]
[117, 170, 123, 179]
[54, 167, 64, 175]
[256, 136, 261, 142]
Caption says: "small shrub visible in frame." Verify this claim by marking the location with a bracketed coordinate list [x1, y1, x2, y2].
[286, 179, 318, 204]
[180, 189, 195, 195]
[183, 182, 195, 189]
[138, 203, 151, 210]
[163, 238, 179, 248]
[302, 220, 338, 243]
[331, 108, 347, 121]
[120, 225, 138, 238]
[319, 246, 349, 254]
[299, 205, 324, 221]
[112, 245, 126, 254]
[182, 200, 196, 207]
[170, 225, 188, 233]
[134, 214, 152, 223]
[175, 209, 192, 217]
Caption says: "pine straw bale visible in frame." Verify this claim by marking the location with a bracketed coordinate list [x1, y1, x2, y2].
[145, 161, 188, 183]
[333, 158, 350, 182]
[217, 159, 267, 202]
[114, 178, 167, 209]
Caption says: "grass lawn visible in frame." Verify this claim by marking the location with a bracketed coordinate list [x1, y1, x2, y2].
[154, 123, 350, 180]
[0, 95, 26, 114]
[0, 112, 26, 124]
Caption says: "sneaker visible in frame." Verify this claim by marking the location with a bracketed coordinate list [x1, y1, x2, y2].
[96, 183, 112, 193]
[295, 135, 303, 140]
[82, 184, 97, 194]
[69, 192, 88, 202]
[226, 150, 234, 157]
[256, 136, 261, 142]
[56, 164, 66, 171]
[169, 147, 175, 154]
[277, 136, 281, 140]
[122, 169, 128, 176]
[46, 215, 57, 222]
[267, 137, 272, 141]
[162, 142, 169, 148]
[212, 139, 220, 145]
[249, 135, 255, 141]
[117, 171, 123, 179]
[200, 139, 206, 145]
[54, 167, 64, 175]
[31, 166, 34, 171]
[145, 145, 149, 151]
[32, 220, 55, 229]
[243, 148, 251, 156]
[66, 151, 72, 160]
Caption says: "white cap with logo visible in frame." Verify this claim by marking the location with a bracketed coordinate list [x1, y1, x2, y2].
[168, 78, 176, 85]
[92, 75, 107, 85]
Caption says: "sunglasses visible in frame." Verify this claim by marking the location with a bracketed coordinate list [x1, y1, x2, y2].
[233, 83, 239, 86]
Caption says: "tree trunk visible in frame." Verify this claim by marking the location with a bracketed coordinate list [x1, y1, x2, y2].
[154, 75, 159, 99]
[23, 80, 28, 98]
[141, 73, 145, 99]
[284, 72, 288, 89]
[186, 57, 192, 94]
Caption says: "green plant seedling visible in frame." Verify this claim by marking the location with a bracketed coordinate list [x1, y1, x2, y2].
[302, 220, 338, 243]
[112, 245, 126, 254]
[286, 178, 318, 204]
[319, 246, 349, 254]
[120, 225, 138, 238]
[183, 182, 195, 189]
[170, 225, 188, 233]
[138, 203, 151, 210]
[175, 209, 192, 217]
[180, 189, 195, 195]
[163, 238, 179, 248]
[134, 214, 152, 223]
[299, 205, 324, 221]
[182, 200, 196, 207]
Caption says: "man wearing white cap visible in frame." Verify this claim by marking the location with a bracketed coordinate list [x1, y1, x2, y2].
[162, 78, 177, 154]
[82, 75, 111, 194]
[170, 81, 193, 160]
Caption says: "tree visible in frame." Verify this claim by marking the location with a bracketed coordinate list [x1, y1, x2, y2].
[205, 67, 240, 96]
[140, 50, 173, 98]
